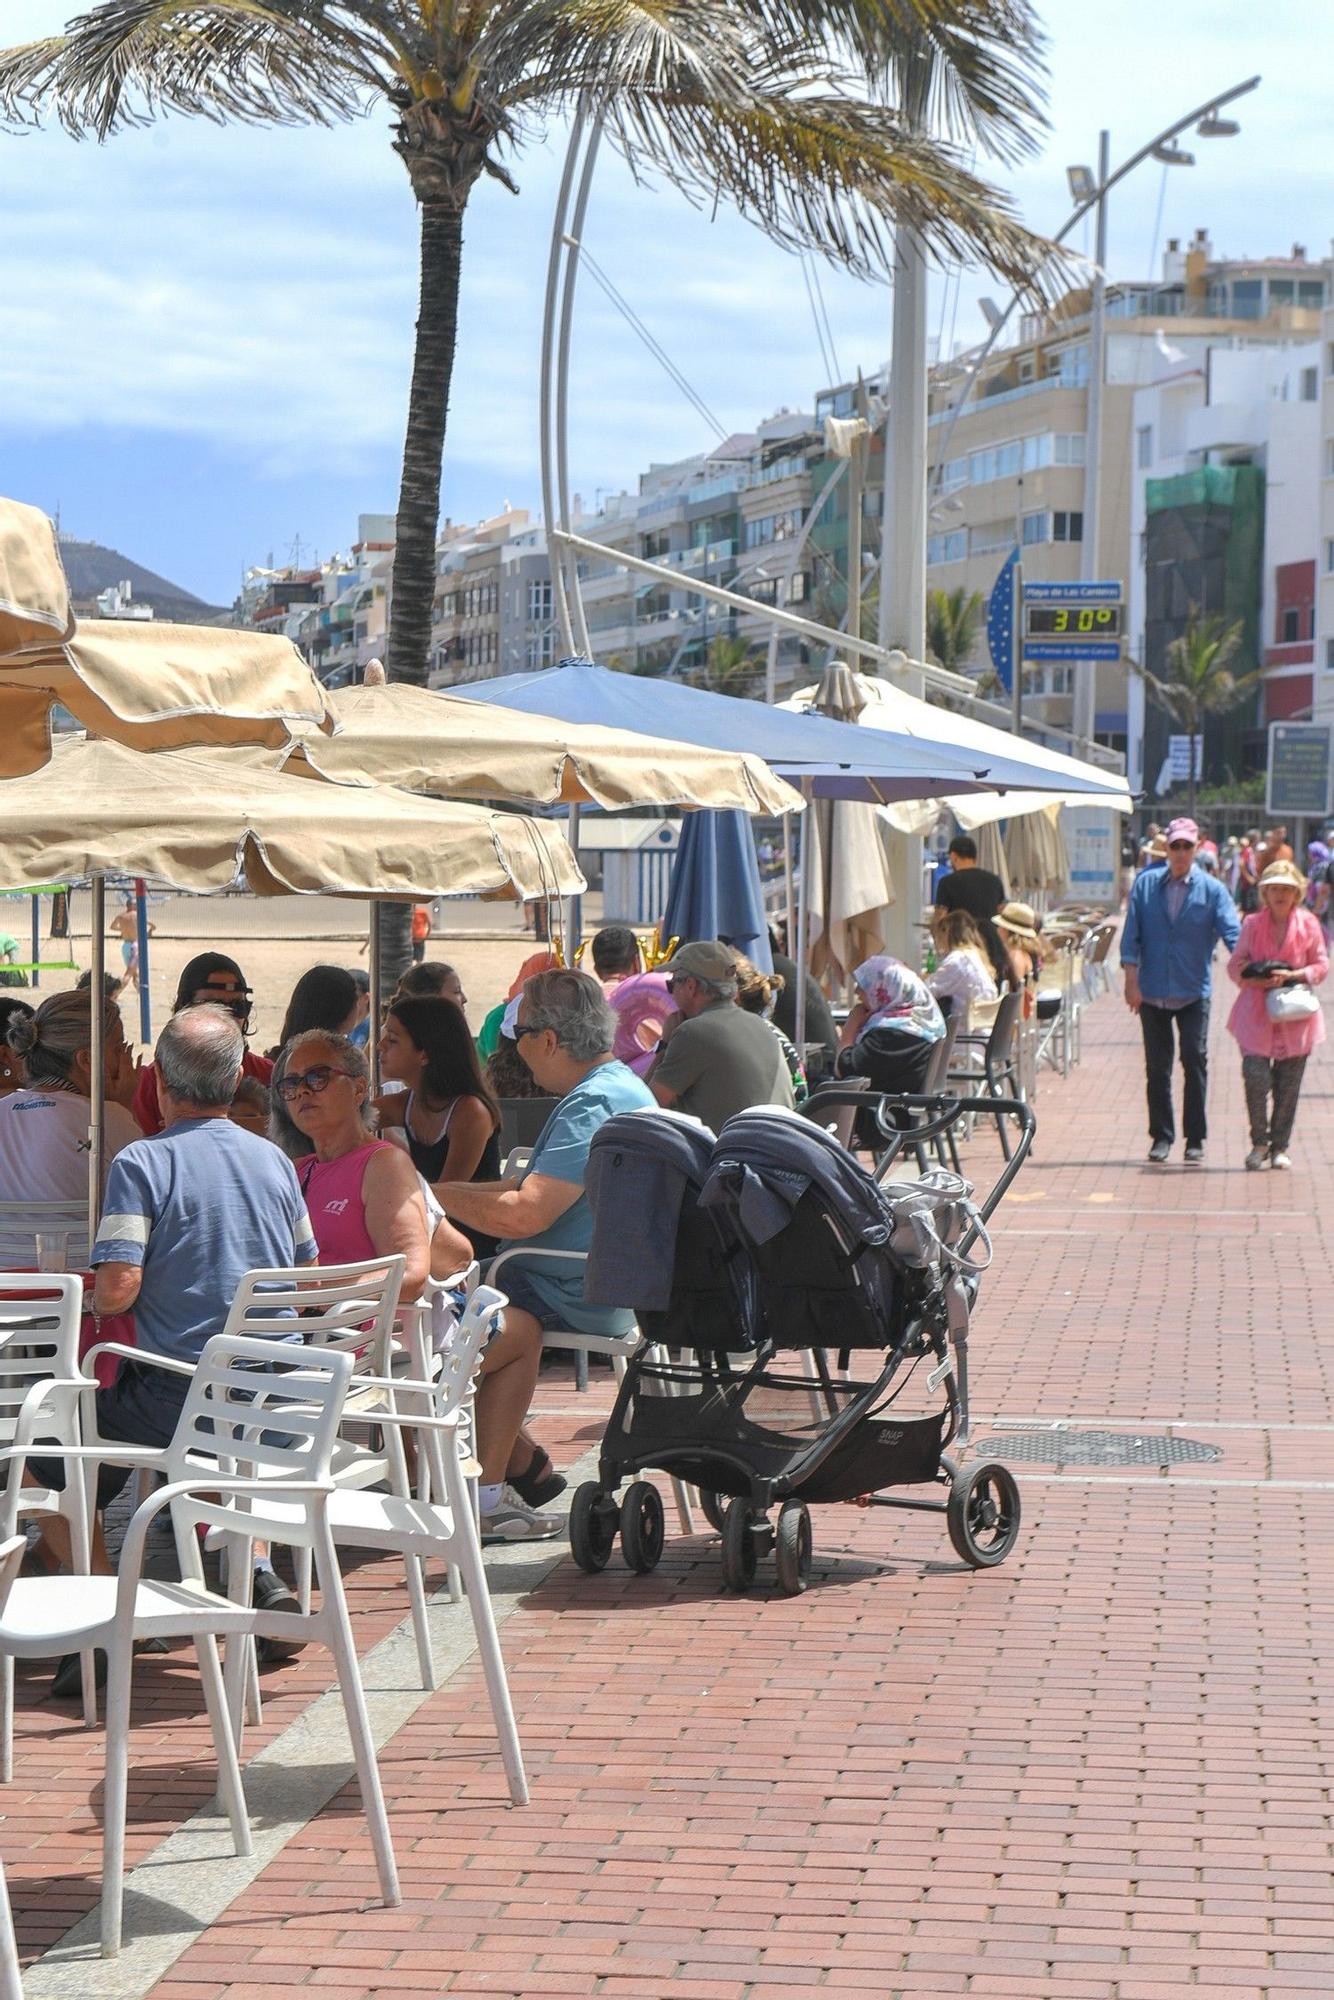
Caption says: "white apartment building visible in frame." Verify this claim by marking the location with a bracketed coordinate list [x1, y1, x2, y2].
[1128, 341, 1321, 793]
[1316, 305, 1334, 736]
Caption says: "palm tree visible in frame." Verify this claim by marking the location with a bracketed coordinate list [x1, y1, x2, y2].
[926, 585, 984, 672]
[687, 632, 766, 697]
[1131, 608, 1262, 818]
[2, 2, 1062, 977]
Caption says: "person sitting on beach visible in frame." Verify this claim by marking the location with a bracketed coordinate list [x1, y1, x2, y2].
[268, 964, 360, 1058]
[397, 959, 469, 1016]
[648, 940, 793, 1132]
[0, 989, 140, 1210]
[433, 969, 654, 1543]
[588, 924, 641, 991]
[376, 995, 503, 1259]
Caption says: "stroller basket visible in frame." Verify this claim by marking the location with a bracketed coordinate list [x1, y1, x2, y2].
[621, 1354, 949, 1504]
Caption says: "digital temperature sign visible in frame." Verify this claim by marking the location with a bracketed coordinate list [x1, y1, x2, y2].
[1023, 604, 1123, 640]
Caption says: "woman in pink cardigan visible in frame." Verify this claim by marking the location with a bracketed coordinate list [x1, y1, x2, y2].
[1226, 859, 1328, 1170]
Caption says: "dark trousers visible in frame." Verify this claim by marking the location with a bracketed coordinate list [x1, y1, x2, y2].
[1140, 998, 1210, 1147]
[1241, 1053, 1308, 1152]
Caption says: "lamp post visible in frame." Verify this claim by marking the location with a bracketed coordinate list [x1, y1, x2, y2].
[927, 75, 1258, 743]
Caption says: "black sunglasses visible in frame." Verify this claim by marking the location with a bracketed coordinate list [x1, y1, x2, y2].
[275, 1063, 352, 1103]
[512, 1020, 545, 1040]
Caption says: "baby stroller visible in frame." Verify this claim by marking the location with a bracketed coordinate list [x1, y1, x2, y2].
[572, 1094, 1033, 1594]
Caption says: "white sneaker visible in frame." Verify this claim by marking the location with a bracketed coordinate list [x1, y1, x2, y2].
[481, 1484, 563, 1544]
[1244, 1147, 1268, 1171]
[1270, 1150, 1292, 1171]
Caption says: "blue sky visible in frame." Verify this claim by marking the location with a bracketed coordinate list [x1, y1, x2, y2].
[1, 1, 1329, 605]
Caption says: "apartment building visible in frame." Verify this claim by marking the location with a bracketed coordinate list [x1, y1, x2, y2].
[815, 231, 1330, 743]
[1316, 307, 1334, 739]
[237, 513, 395, 688]
[1129, 342, 1321, 794]
[428, 506, 528, 686]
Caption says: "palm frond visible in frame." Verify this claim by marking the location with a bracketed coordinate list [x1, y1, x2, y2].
[754, 0, 1049, 161]
[0, 2, 399, 135]
[600, 83, 1068, 295]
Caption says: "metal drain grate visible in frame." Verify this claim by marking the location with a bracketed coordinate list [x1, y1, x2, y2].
[972, 1428, 1221, 1467]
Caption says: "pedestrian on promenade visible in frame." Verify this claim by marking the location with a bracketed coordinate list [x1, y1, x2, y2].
[932, 835, 1010, 985]
[1226, 859, 1328, 1171]
[1120, 815, 1241, 1165]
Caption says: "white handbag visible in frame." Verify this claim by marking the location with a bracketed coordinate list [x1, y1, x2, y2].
[1266, 983, 1319, 1022]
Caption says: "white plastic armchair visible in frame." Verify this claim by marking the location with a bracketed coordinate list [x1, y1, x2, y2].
[486, 1245, 642, 1393]
[0, 1528, 30, 2000]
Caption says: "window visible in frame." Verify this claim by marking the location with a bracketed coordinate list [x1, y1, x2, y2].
[1298, 280, 1326, 308]
[527, 579, 553, 623]
[1327, 637, 1334, 672]
[926, 529, 967, 565]
[526, 631, 554, 670]
[1327, 539, 1334, 574]
[1281, 607, 1301, 644]
[968, 521, 1015, 558]
[1269, 279, 1295, 304]
[1017, 356, 1036, 383]
[1231, 278, 1262, 320]
[743, 509, 801, 550]
[789, 571, 810, 604]
[1301, 367, 1319, 402]
[1137, 425, 1153, 469]
[1021, 510, 1047, 546]
[748, 576, 779, 606]
[1326, 440, 1334, 477]
[1053, 510, 1084, 543]
[641, 530, 670, 560]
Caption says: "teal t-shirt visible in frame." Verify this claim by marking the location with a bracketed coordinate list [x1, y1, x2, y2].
[501, 1059, 654, 1336]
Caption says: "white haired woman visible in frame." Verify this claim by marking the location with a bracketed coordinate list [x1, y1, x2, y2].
[1226, 860, 1328, 1170]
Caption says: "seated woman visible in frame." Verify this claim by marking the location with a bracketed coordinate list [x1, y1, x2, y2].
[835, 956, 945, 1133]
[268, 964, 360, 1059]
[928, 910, 999, 1027]
[134, 951, 270, 1135]
[270, 1031, 431, 1305]
[993, 901, 1046, 1015]
[396, 959, 469, 1016]
[375, 997, 502, 1258]
[730, 954, 808, 1105]
[0, 989, 140, 1226]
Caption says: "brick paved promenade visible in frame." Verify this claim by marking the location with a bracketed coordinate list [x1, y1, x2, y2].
[8, 984, 1334, 1999]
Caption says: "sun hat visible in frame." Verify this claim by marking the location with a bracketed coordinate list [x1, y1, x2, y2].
[1164, 816, 1199, 846]
[1258, 859, 1307, 896]
[995, 901, 1042, 945]
[666, 939, 739, 983]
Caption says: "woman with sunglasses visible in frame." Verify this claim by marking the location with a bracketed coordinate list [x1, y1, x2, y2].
[375, 996, 502, 1258]
[269, 1031, 433, 1298]
[133, 951, 272, 1136]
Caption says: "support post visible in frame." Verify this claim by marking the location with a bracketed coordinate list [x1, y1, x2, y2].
[1012, 561, 1025, 737]
[793, 784, 812, 1053]
[29, 897, 39, 992]
[368, 905, 383, 1097]
[565, 802, 583, 958]
[134, 878, 152, 1046]
[88, 876, 106, 1232]
[1074, 127, 1111, 750]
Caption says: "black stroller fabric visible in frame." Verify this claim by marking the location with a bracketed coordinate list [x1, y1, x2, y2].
[583, 1108, 751, 1351]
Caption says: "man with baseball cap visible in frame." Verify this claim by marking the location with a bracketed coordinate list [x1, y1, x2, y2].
[649, 939, 794, 1132]
[1120, 816, 1241, 1164]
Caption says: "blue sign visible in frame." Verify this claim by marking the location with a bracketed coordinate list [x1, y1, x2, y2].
[1025, 640, 1122, 662]
[1023, 581, 1123, 603]
[985, 547, 1019, 692]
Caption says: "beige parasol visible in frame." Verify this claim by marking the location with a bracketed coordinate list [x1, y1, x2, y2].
[801, 664, 898, 985]
[1004, 802, 1070, 896]
[0, 737, 582, 901]
[0, 497, 336, 775]
[281, 680, 801, 816]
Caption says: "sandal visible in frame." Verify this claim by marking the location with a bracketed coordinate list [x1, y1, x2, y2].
[508, 1448, 567, 1508]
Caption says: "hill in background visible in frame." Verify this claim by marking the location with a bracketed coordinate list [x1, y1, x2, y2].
[58, 536, 228, 625]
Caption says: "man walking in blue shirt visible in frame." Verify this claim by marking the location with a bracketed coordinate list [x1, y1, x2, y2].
[1120, 816, 1241, 1163]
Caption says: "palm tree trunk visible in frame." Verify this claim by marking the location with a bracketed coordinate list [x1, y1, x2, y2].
[380, 200, 467, 993]
[1187, 726, 1198, 820]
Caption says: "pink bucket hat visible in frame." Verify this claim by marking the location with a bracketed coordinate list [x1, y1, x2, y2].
[1164, 817, 1199, 846]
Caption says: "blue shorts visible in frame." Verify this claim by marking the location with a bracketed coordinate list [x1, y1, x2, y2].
[490, 1262, 573, 1334]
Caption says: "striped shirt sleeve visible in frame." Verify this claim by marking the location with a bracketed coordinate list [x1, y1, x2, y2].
[92, 1150, 156, 1267]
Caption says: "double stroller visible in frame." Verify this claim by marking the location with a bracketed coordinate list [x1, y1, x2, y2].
[571, 1095, 1034, 1594]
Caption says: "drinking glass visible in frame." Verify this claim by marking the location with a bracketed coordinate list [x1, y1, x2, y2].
[34, 1232, 69, 1274]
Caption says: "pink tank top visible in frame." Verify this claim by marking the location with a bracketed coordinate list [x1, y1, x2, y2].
[298, 1141, 391, 1266]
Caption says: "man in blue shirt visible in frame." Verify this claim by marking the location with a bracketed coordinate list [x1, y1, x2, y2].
[1120, 815, 1241, 1164]
[438, 968, 653, 1544]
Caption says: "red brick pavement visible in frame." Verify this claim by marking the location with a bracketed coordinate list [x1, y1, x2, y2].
[11, 985, 1334, 1998]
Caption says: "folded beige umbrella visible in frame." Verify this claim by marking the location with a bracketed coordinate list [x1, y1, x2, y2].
[1004, 802, 1069, 896]
[283, 681, 800, 815]
[801, 664, 897, 988]
[0, 497, 336, 775]
[0, 736, 582, 901]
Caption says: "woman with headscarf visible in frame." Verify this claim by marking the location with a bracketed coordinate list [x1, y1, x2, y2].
[133, 951, 271, 1136]
[835, 955, 944, 1097]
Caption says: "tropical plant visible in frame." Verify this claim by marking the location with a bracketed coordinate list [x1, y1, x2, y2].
[1, 1, 1063, 975]
[1130, 608, 1262, 817]
[687, 631, 766, 697]
[925, 585, 984, 671]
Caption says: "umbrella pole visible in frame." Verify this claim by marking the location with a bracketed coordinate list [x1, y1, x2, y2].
[782, 832, 796, 954]
[368, 904, 383, 1096]
[89, 875, 106, 1233]
[566, 802, 583, 958]
[135, 877, 152, 1047]
[794, 786, 811, 1054]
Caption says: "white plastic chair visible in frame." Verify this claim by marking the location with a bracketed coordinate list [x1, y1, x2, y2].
[215, 1289, 528, 1805]
[0, 1273, 97, 1750]
[0, 1530, 29, 2000]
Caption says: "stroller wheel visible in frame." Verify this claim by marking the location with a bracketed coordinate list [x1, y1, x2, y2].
[570, 1482, 618, 1573]
[721, 1498, 759, 1592]
[774, 1501, 812, 1596]
[619, 1481, 666, 1572]
[947, 1462, 1021, 1568]
[697, 1489, 727, 1536]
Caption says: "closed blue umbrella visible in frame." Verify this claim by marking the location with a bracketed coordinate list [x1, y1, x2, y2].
[661, 809, 772, 972]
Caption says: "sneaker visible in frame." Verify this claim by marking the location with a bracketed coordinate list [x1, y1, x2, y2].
[1245, 1147, 1268, 1171]
[1270, 1150, 1292, 1171]
[1147, 1140, 1171, 1163]
[1183, 1144, 1204, 1165]
[480, 1485, 563, 1544]
[252, 1567, 306, 1661]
